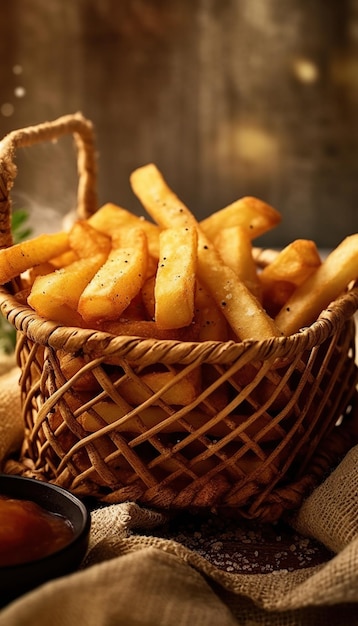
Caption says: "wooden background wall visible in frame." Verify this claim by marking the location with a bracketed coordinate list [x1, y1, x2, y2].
[0, 0, 357, 247]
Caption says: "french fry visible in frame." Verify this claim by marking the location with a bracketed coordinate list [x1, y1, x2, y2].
[155, 226, 197, 329]
[68, 220, 112, 258]
[28, 262, 57, 282]
[262, 281, 296, 317]
[120, 292, 148, 321]
[97, 367, 201, 411]
[200, 195, 281, 241]
[108, 222, 157, 278]
[260, 239, 321, 288]
[144, 254, 159, 279]
[275, 234, 358, 335]
[76, 402, 176, 434]
[28, 253, 107, 325]
[130, 163, 282, 341]
[142, 275, 156, 319]
[194, 283, 229, 341]
[214, 225, 262, 299]
[5, 160, 353, 349]
[58, 351, 101, 392]
[77, 227, 148, 323]
[0, 231, 69, 284]
[118, 368, 201, 409]
[98, 319, 200, 342]
[194, 246, 281, 340]
[140, 368, 201, 405]
[260, 239, 321, 315]
[50, 249, 79, 269]
[87, 202, 160, 258]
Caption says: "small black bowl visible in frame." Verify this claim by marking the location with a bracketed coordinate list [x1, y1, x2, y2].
[0, 474, 91, 605]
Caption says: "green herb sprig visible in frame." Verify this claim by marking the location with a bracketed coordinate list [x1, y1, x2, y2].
[0, 209, 32, 354]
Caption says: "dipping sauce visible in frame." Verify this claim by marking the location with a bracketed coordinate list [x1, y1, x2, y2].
[0, 495, 75, 566]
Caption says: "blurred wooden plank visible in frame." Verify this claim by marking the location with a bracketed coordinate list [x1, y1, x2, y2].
[0, 0, 356, 248]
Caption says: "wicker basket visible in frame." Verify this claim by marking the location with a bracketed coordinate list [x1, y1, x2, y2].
[0, 113, 357, 522]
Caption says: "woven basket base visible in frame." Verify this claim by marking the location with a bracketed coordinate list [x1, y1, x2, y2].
[7, 315, 358, 522]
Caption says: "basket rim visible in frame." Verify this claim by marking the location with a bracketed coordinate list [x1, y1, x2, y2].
[0, 282, 357, 366]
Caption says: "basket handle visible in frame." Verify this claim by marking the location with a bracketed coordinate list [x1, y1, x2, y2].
[0, 112, 98, 248]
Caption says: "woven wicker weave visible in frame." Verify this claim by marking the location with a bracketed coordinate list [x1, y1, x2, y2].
[0, 113, 357, 522]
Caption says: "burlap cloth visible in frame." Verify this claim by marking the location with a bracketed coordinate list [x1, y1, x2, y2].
[0, 365, 358, 625]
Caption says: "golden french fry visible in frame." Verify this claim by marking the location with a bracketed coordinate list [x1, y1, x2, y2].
[142, 275, 156, 319]
[130, 163, 282, 341]
[108, 224, 158, 287]
[87, 202, 160, 258]
[58, 351, 101, 392]
[200, 196, 281, 241]
[28, 262, 57, 282]
[119, 368, 201, 409]
[144, 254, 159, 279]
[39, 303, 85, 326]
[140, 368, 201, 405]
[77, 227, 148, 323]
[76, 402, 166, 434]
[275, 234, 358, 335]
[260, 239, 322, 316]
[50, 249, 79, 269]
[260, 239, 321, 288]
[262, 280, 296, 317]
[0, 231, 69, 284]
[214, 225, 262, 299]
[68, 219, 112, 258]
[120, 292, 148, 321]
[195, 246, 282, 340]
[155, 226, 197, 329]
[117, 377, 153, 406]
[28, 253, 107, 325]
[98, 318, 200, 342]
[194, 282, 229, 341]
[119, 368, 200, 409]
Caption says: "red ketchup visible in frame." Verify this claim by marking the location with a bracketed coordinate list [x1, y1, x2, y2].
[0, 495, 74, 566]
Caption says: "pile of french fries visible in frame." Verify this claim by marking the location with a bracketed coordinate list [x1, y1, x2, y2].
[0, 163, 357, 342]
